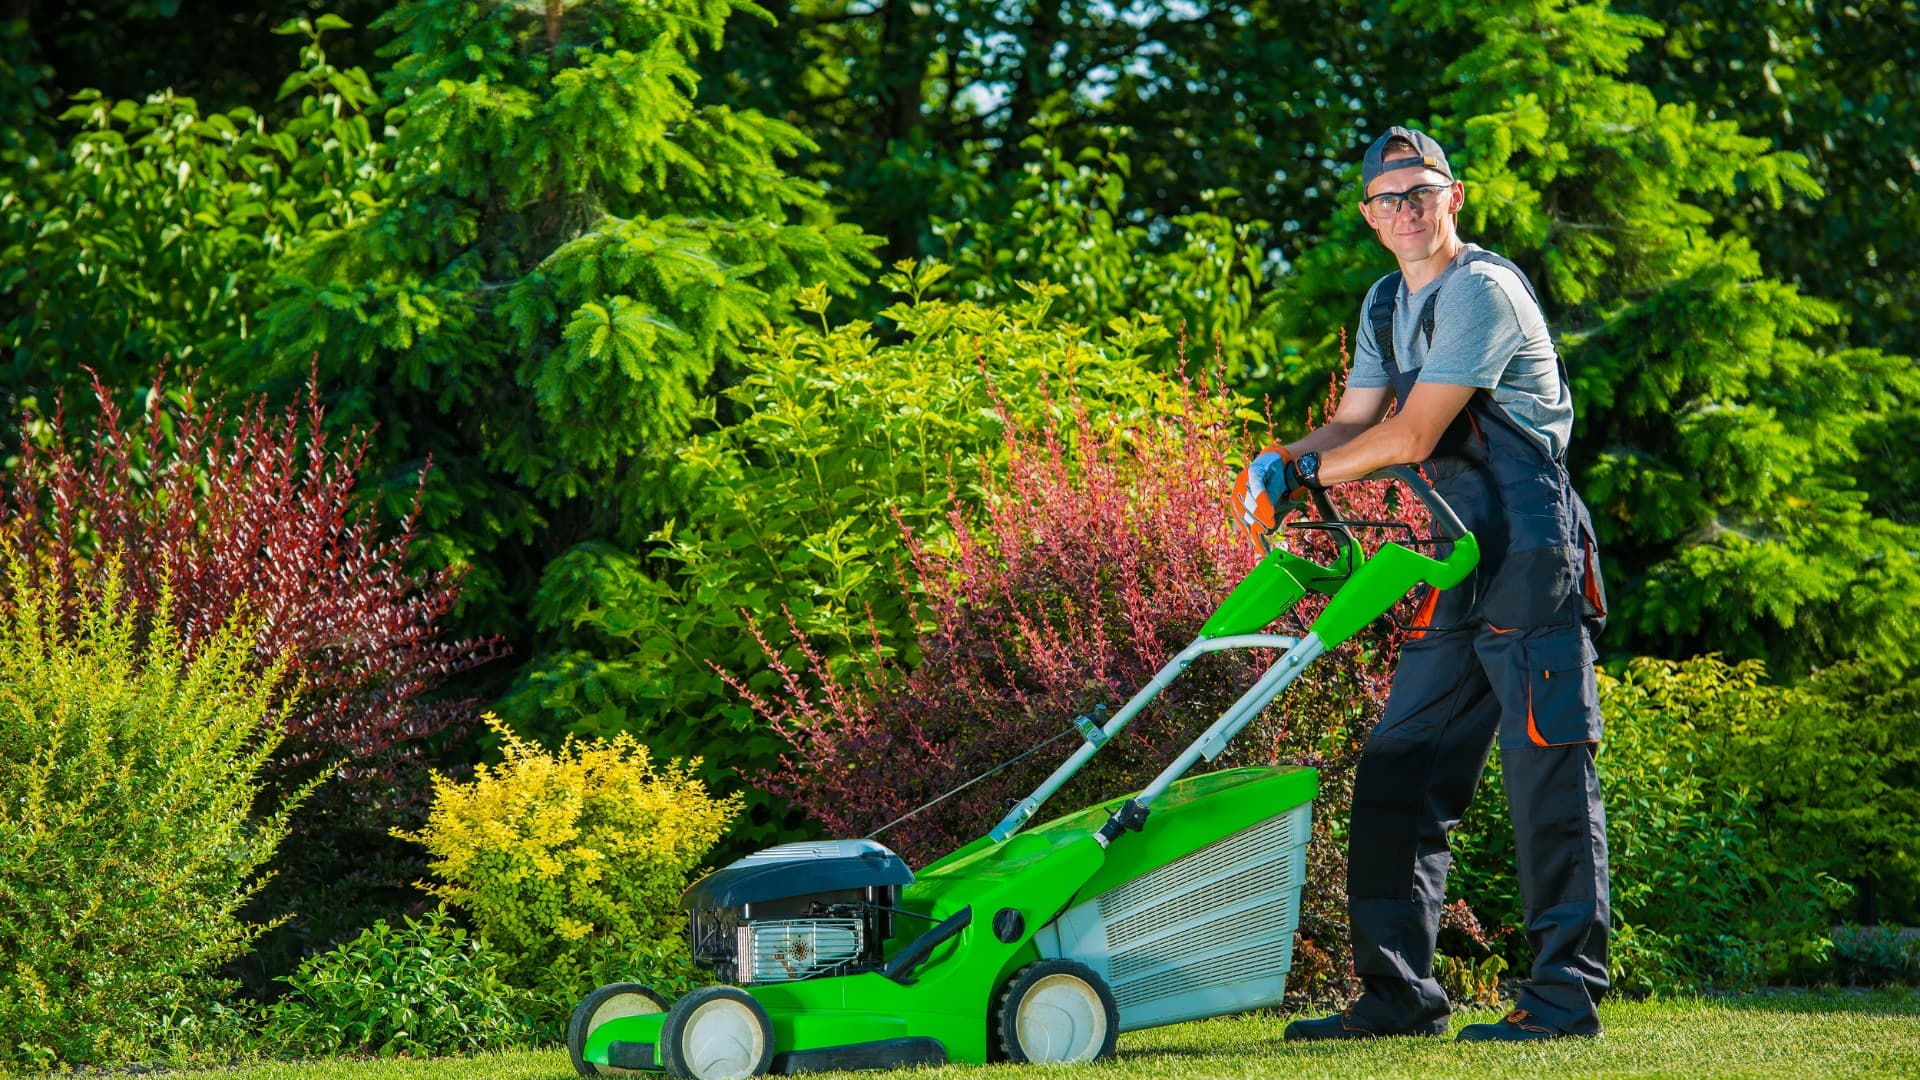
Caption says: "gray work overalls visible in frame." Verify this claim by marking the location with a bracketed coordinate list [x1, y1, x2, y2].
[1344, 250, 1612, 1035]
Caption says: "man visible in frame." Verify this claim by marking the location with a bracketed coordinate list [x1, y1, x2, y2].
[1239, 126, 1610, 1042]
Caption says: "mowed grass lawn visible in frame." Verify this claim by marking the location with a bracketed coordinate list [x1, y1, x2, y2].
[134, 989, 1917, 1080]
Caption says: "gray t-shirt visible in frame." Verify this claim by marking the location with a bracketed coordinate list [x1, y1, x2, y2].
[1349, 243, 1571, 459]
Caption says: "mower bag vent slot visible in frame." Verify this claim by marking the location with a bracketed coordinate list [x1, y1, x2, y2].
[1109, 903, 1290, 982]
[1036, 802, 1312, 1033]
[1101, 858, 1288, 942]
[1118, 938, 1294, 1007]
[1093, 811, 1299, 915]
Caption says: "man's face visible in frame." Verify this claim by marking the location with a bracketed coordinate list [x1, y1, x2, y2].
[1359, 156, 1463, 263]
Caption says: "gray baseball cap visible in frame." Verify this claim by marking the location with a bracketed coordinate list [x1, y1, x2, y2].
[1362, 126, 1453, 189]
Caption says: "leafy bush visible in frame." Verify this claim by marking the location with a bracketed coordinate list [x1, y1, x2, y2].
[1, 369, 503, 990]
[1832, 926, 1920, 985]
[732, 365, 1435, 1004]
[0, 17, 379, 432]
[0, 567, 298, 1069]
[1449, 655, 1847, 994]
[400, 715, 740, 1024]
[1717, 658, 1920, 925]
[261, 909, 532, 1058]
[500, 262, 1191, 849]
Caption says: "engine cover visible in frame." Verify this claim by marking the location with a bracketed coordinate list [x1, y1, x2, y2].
[684, 839, 913, 984]
[681, 839, 913, 909]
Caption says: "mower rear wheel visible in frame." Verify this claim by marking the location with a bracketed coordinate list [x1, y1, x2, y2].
[996, 959, 1119, 1064]
[660, 985, 775, 1080]
[568, 982, 669, 1078]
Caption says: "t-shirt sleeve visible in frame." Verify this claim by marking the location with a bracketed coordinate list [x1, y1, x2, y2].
[1346, 280, 1392, 389]
[1417, 269, 1529, 390]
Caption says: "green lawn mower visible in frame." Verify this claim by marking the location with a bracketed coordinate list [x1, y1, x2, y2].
[568, 466, 1478, 1079]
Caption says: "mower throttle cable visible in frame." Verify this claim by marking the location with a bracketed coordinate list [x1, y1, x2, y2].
[864, 722, 1087, 842]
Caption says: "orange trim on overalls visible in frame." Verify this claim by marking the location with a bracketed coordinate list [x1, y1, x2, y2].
[1582, 544, 1607, 616]
[1526, 677, 1549, 747]
[1406, 588, 1441, 640]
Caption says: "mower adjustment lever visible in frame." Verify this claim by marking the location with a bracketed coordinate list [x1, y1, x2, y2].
[881, 905, 973, 986]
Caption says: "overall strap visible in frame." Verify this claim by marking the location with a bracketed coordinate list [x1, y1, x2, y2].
[1369, 270, 1404, 369]
[1406, 249, 1573, 466]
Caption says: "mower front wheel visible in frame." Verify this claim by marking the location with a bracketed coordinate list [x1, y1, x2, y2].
[996, 958, 1120, 1064]
[660, 985, 776, 1080]
[568, 982, 669, 1078]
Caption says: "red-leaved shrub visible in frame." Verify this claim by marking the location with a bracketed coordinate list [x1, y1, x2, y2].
[733, 351, 1440, 1004]
[0, 369, 505, 990]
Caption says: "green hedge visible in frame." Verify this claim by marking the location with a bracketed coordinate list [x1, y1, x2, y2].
[0, 567, 298, 1068]
[1449, 654, 1914, 993]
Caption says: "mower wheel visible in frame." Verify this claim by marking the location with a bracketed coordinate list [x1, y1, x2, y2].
[568, 982, 669, 1078]
[995, 959, 1119, 1064]
[659, 985, 775, 1080]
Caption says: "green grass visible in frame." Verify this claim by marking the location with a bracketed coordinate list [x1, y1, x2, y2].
[52, 990, 1920, 1079]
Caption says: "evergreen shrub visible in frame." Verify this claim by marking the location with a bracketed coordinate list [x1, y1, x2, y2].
[400, 715, 740, 1026]
[732, 362, 1438, 1005]
[261, 909, 532, 1058]
[0, 568, 297, 1069]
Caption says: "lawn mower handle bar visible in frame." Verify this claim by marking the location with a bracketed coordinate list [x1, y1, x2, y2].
[1378, 464, 1468, 542]
[990, 466, 1470, 847]
[988, 633, 1300, 843]
[1289, 466, 1463, 554]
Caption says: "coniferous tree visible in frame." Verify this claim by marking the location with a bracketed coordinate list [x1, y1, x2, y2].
[251, 0, 879, 633]
[1272, 0, 1920, 674]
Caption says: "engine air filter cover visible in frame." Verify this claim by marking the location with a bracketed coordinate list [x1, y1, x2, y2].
[683, 839, 914, 910]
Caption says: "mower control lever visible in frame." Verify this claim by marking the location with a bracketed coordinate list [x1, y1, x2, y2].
[1094, 798, 1151, 848]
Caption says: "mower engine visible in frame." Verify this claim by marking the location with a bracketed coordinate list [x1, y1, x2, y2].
[683, 839, 915, 985]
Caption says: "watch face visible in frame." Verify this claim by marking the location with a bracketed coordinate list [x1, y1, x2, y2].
[1299, 451, 1320, 483]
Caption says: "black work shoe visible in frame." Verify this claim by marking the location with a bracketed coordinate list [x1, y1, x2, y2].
[1284, 1007, 1449, 1041]
[1455, 1008, 1597, 1042]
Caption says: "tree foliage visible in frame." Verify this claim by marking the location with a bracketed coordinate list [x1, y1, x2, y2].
[702, 0, 1456, 274]
[250, 0, 879, 637]
[498, 265, 1192, 847]
[6, 1, 394, 117]
[1618, 0, 1920, 528]
[934, 121, 1280, 377]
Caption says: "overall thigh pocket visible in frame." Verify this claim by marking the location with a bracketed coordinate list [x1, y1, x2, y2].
[1495, 626, 1602, 750]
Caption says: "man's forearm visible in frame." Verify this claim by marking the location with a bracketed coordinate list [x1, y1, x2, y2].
[1315, 418, 1428, 486]
[1283, 421, 1373, 458]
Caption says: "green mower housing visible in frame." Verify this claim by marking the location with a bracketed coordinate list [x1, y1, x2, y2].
[569, 467, 1479, 1078]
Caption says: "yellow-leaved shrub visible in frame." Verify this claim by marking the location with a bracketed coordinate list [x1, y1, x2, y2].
[399, 715, 740, 1014]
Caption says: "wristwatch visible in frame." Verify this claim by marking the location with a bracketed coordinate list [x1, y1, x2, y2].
[1295, 450, 1324, 490]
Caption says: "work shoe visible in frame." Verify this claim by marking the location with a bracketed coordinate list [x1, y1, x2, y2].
[1455, 1008, 1597, 1042]
[1284, 1007, 1449, 1041]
